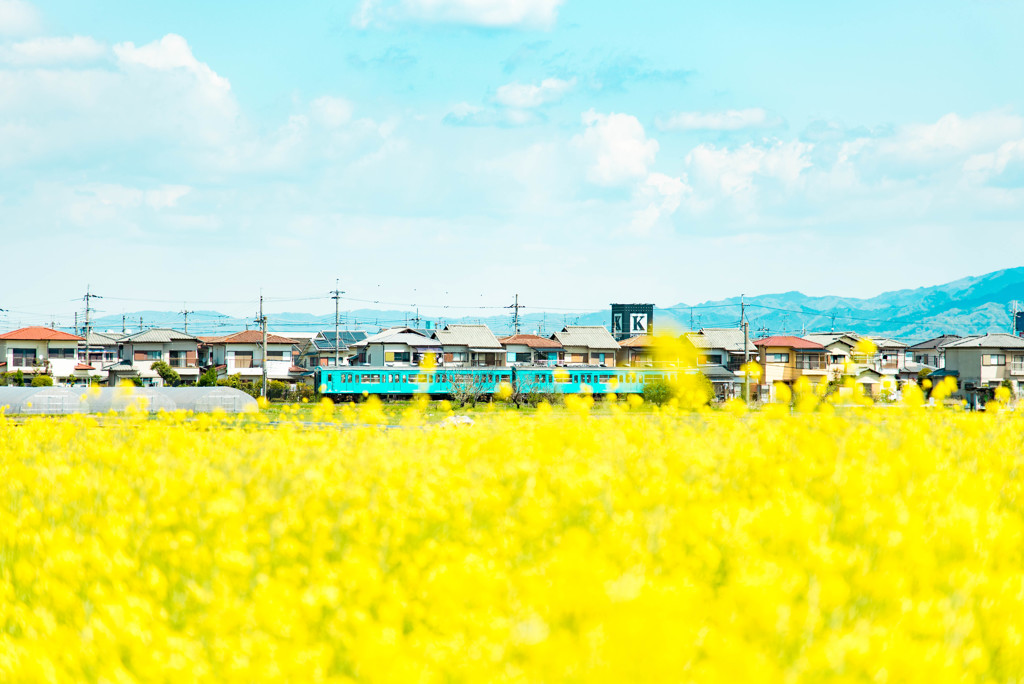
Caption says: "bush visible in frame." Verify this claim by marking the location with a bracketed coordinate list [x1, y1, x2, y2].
[151, 361, 181, 387]
[642, 379, 673, 405]
[289, 383, 316, 402]
[268, 380, 289, 401]
[30, 375, 54, 387]
[198, 367, 219, 387]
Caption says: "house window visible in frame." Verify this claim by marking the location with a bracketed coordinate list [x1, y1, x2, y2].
[699, 354, 723, 365]
[385, 351, 411, 363]
[766, 353, 790, 363]
[12, 348, 36, 366]
[795, 354, 824, 370]
[134, 350, 162, 361]
[1012, 355, 1024, 372]
[449, 351, 468, 362]
[984, 354, 1006, 366]
[233, 351, 253, 368]
[516, 352, 531, 363]
[267, 350, 289, 360]
[47, 347, 76, 359]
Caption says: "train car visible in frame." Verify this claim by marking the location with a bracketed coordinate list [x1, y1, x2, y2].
[316, 365, 683, 401]
[316, 366, 513, 400]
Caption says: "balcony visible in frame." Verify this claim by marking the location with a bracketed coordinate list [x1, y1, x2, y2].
[168, 359, 198, 369]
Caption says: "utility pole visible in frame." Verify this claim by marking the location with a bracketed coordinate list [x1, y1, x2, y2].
[180, 306, 194, 334]
[83, 285, 102, 340]
[509, 294, 522, 335]
[122, 314, 126, 335]
[258, 294, 268, 399]
[742, 294, 750, 404]
[830, 310, 837, 334]
[331, 280, 344, 368]
[690, 307, 694, 331]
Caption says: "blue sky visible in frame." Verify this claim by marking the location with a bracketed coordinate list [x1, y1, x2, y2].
[2, 0, 1024, 324]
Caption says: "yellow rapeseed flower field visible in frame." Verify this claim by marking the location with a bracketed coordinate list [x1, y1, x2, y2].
[3, 398, 1024, 682]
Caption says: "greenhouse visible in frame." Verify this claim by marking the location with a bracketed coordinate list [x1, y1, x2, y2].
[0, 387, 258, 415]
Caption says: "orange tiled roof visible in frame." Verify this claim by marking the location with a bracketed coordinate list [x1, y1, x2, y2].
[207, 331, 299, 345]
[0, 326, 84, 341]
[498, 334, 562, 349]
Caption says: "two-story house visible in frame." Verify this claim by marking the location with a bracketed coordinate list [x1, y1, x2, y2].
[110, 328, 201, 386]
[615, 334, 654, 367]
[0, 326, 85, 384]
[202, 331, 304, 385]
[940, 333, 1024, 404]
[433, 324, 504, 367]
[908, 335, 961, 369]
[687, 328, 757, 372]
[296, 330, 369, 368]
[804, 333, 862, 378]
[499, 334, 563, 366]
[551, 326, 619, 366]
[754, 336, 829, 400]
[354, 327, 443, 367]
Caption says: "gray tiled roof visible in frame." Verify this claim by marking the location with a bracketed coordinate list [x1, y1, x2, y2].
[803, 332, 861, 348]
[84, 331, 121, 345]
[356, 327, 440, 348]
[120, 328, 198, 343]
[553, 325, 619, 349]
[700, 364, 738, 380]
[908, 334, 962, 350]
[433, 324, 502, 349]
[943, 333, 1024, 349]
[690, 328, 756, 353]
[868, 336, 909, 349]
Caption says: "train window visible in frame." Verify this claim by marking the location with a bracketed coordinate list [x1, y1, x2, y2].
[370, 374, 380, 384]
[585, 374, 591, 383]
[361, 374, 369, 383]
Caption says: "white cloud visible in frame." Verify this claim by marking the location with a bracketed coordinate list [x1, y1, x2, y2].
[0, 36, 105, 64]
[311, 96, 354, 128]
[444, 101, 539, 126]
[0, 0, 41, 37]
[686, 140, 812, 197]
[113, 34, 230, 94]
[495, 77, 574, 108]
[656, 108, 782, 132]
[865, 111, 1024, 167]
[355, 0, 563, 29]
[630, 172, 689, 235]
[574, 110, 659, 186]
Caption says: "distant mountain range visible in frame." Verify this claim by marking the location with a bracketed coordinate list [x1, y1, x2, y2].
[61, 267, 1024, 343]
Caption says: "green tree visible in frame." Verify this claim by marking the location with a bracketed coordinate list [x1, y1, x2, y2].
[31, 375, 54, 387]
[14, 370, 24, 387]
[151, 360, 181, 387]
[198, 367, 219, 387]
[642, 379, 673, 405]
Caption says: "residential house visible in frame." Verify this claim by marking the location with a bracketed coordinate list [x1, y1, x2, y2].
[688, 328, 757, 372]
[202, 331, 304, 385]
[552, 326, 619, 366]
[940, 333, 1024, 404]
[72, 331, 122, 384]
[499, 334, 563, 366]
[353, 327, 443, 367]
[296, 330, 369, 368]
[433, 324, 504, 367]
[754, 336, 829, 401]
[907, 334, 961, 369]
[804, 332, 862, 378]
[112, 328, 201, 386]
[869, 337, 909, 374]
[0, 326, 85, 384]
[616, 334, 654, 367]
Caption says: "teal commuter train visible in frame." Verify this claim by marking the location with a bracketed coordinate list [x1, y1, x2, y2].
[314, 366, 682, 400]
